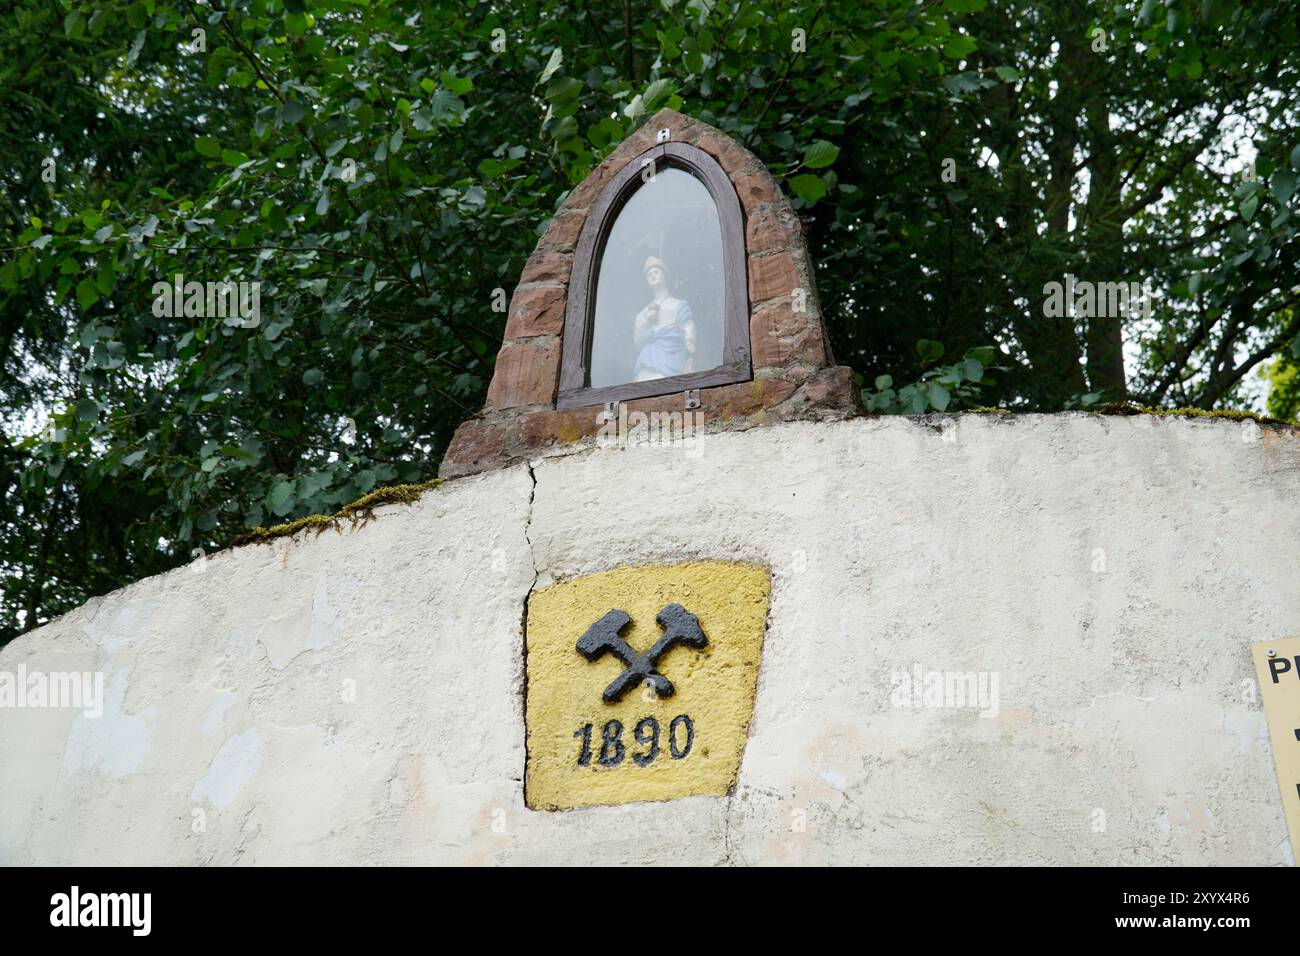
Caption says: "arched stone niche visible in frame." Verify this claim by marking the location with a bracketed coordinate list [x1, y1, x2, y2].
[440, 108, 860, 478]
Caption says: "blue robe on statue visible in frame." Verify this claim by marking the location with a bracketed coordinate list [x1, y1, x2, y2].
[635, 298, 693, 380]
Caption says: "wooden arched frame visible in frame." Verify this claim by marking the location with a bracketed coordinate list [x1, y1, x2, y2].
[557, 142, 751, 409]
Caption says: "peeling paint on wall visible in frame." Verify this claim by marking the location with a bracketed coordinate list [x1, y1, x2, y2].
[191, 730, 263, 808]
[62, 667, 155, 780]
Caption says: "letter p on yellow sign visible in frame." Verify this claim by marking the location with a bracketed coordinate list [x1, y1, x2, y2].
[1252, 636, 1300, 863]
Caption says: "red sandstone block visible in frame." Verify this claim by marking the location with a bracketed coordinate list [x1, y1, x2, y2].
[732, 171, 777, 207]
[443, 418, 507, 468]
[698, 376, 798, 419]
[695, 130, 751, 177]
[519, 250, 573, 285]
[748, 252, 798, 304]
[522, 407, 604, 447]
[486, 339, 560, 409]
[746, 205, 801, 255]
[566, 165, 615, 210]
[798, 365, 860, 414]
[597, 377, 798, 425]
[505, 286, 566, 339]
[750, 300, 828, 369]
[541, 210, 588, 250]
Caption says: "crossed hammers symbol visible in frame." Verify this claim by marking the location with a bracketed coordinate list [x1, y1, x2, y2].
[575, 603, 708, 703]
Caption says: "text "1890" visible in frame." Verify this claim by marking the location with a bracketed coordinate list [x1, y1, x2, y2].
[573, 715, 694, 767]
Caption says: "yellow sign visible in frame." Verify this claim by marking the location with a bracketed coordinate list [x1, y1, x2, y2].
[525, 561, 770, 810]
[1252, 637, 1300, 863]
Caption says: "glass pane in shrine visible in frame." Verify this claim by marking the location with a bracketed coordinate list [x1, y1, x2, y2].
[588, 168, 726, 388]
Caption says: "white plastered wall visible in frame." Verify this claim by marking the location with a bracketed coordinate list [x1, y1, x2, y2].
[2, 414, 1296, 865]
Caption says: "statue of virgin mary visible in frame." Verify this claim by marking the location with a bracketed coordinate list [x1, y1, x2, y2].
[633, 256, 697, 381]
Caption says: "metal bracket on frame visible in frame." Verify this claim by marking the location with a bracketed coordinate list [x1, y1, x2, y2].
[602, 401, 620, 422]
[656, 127, 672, 144]
[684, 389, 701, 410]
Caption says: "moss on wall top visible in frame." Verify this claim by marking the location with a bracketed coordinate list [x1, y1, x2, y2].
[1092, 401, 1298, 428]
[956, 402, 1298, 429]
[231, 478, 444, 548]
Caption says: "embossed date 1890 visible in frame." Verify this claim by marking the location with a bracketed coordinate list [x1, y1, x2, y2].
[573, 715, 694, 768]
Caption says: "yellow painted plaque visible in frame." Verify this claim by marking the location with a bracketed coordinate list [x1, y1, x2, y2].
[525, 561, 770, 810]
[1252, 637, 1300, 863]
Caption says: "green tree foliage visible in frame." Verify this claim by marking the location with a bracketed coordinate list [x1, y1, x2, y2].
[863, 342, 999, 414]
[2, 0, 1298, 641]
[1263, 350, 1300, 421]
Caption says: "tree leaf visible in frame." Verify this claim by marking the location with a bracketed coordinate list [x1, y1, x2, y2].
[643, 78, 674, 111]
[427, 89, 465, 121]
[1275, 168, 1297, 204]
[75, 278, 100, 311]
[441, 70, 473, 95]
[803, 140, 840, 169]
[538, 47, 563, 85]
[916, 339, 944, 362]
[75, 398, 99, 423]
[267, 481, 295, 516]
[789, 174, 827, 202]
[943, 34, 977, 60]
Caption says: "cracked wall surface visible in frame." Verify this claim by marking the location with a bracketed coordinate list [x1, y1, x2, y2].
[1, 414, 1297, 865]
